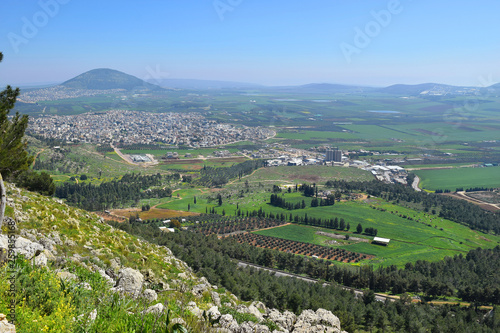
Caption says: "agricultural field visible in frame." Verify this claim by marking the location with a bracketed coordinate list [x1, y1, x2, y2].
[235, 165, 374, 184]
[232, 232, 371, 263]
[120, 147, 241, 159]
[251, 198, 500, 267]
[414, 166, 500, 191]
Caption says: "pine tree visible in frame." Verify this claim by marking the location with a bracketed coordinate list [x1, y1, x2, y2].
[0, 52, 34, 228]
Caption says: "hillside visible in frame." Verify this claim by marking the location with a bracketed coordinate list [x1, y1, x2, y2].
[61, 68, 163, 91]
[0, 183, 346, 333]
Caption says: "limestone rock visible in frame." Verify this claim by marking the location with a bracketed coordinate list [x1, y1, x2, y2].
[34, 253, 48, 267]
[142, 268, 155, 282]
[115, 267, 144, 298]
[49, 232, 62, 245]
[142, 289, 158, 303]
[57, 271, 77, 282]
[144, 303, 164, 315]
[38, 237, 56, 252]
[207, 306, 220, 320]
[211, 291, 221, 307]
[14, 237, 44, 259]
[110, 258, 121, 271]
[247, 304, 264, 321]
[0, 313, 15, 333]
[93, 266, 115, 286]
[219, 314, 239, 331]
[316, 308, 341, 329]
[268, 309, 296, 331]
[293, 308, 341, 333]
[251, 301, 266, 312]
[186, 301, 203, 318]
[192, 283, 209, 297]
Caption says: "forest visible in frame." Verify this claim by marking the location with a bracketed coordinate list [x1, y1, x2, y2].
[54, 173, 174, 210]
[195, 159, 266, 187]
[110, 220, 500, 332]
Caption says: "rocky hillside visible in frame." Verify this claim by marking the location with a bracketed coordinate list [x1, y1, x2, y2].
[0, 183, 346, 333]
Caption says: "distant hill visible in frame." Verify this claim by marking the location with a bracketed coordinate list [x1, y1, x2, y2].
[61, 68, 162, 91]
[268, 83, 376, 94]
[378, 83, 462, 96]
[146, 78, 262, 90]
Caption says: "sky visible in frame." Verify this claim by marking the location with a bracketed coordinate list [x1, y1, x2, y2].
[1, 0, 500, 87]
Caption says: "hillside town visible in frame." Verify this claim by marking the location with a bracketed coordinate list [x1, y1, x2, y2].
[27, 110, 275, 146]
[19, 86, 126, 102]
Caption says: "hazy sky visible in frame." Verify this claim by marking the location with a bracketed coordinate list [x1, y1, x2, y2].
[1, 0, 499, 87]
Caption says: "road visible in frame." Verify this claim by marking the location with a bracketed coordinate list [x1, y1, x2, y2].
[412, 175, 421, 192]
[237, 261, 390, 302]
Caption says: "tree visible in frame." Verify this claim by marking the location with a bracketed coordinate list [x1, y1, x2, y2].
[356, 223, 363, 234]
[0, 52, 34, 228]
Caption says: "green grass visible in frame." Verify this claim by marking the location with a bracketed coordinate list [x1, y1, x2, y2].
[236, 165, 374, 184]
[248, 198, 500, 267]
[414, 166, 500, 190]
[159, 182, 500, 267]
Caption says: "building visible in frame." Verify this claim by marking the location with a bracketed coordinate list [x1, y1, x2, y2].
[326, 149, 342, 162]
[372, 237, 390, 246]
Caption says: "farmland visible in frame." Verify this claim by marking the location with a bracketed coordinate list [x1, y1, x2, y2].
[414, 166, 500, 191]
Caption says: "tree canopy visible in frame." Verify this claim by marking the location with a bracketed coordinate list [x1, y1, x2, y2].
[0, 52, 34, 227]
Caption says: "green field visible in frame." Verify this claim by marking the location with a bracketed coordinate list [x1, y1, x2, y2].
[239, 165, 374, 184]
[251, 199, 500, 267]
[414, 166, 500, 191]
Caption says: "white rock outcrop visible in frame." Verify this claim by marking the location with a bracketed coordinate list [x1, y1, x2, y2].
[115, 267, 144, 298]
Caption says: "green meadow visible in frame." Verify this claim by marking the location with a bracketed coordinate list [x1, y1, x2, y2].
[251, 199, 500, 267]
[414, 166, 500, 191]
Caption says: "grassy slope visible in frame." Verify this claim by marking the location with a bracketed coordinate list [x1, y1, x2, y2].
[0, 183, 237, 332]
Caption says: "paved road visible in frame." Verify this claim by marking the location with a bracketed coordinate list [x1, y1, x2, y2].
[237, 261, 391, 302]
[412, 175, 421, 192]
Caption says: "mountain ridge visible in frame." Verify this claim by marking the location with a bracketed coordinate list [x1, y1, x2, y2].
[61, 68, 163, 91]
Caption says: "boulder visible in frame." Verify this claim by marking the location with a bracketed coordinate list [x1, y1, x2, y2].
[219, 314, 239, 331]
[293, 308, 341, 333]
[94, 266, 115, 286]
[142, 268, 155, 283]
[239, 322, 270, 333]
[192, 283, 209, 297]
[142, 289, 158, 303]
[316, 308, 341, 329]
[14, 237, 44, 259]
[268, 309, 296, 331]
[186, 301, 203, 318]
[38, 237, 56, 252]
[57, 271, 77, 282]
[251, 301, 266, 312]
[211, 291, 221, 307]
[116, 268, 144, 298]
[0, 313, 15, 333]
[34, 253, 48, 267]
[206, 306, 220, 320]
[144, 303, 164, 315]
[247, 304, 264, 321]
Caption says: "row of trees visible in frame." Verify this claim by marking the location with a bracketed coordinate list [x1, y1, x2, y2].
[195, 159, 265, 187]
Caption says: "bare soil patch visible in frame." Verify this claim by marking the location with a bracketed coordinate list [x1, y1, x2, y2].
[110, 207, 199, 220]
